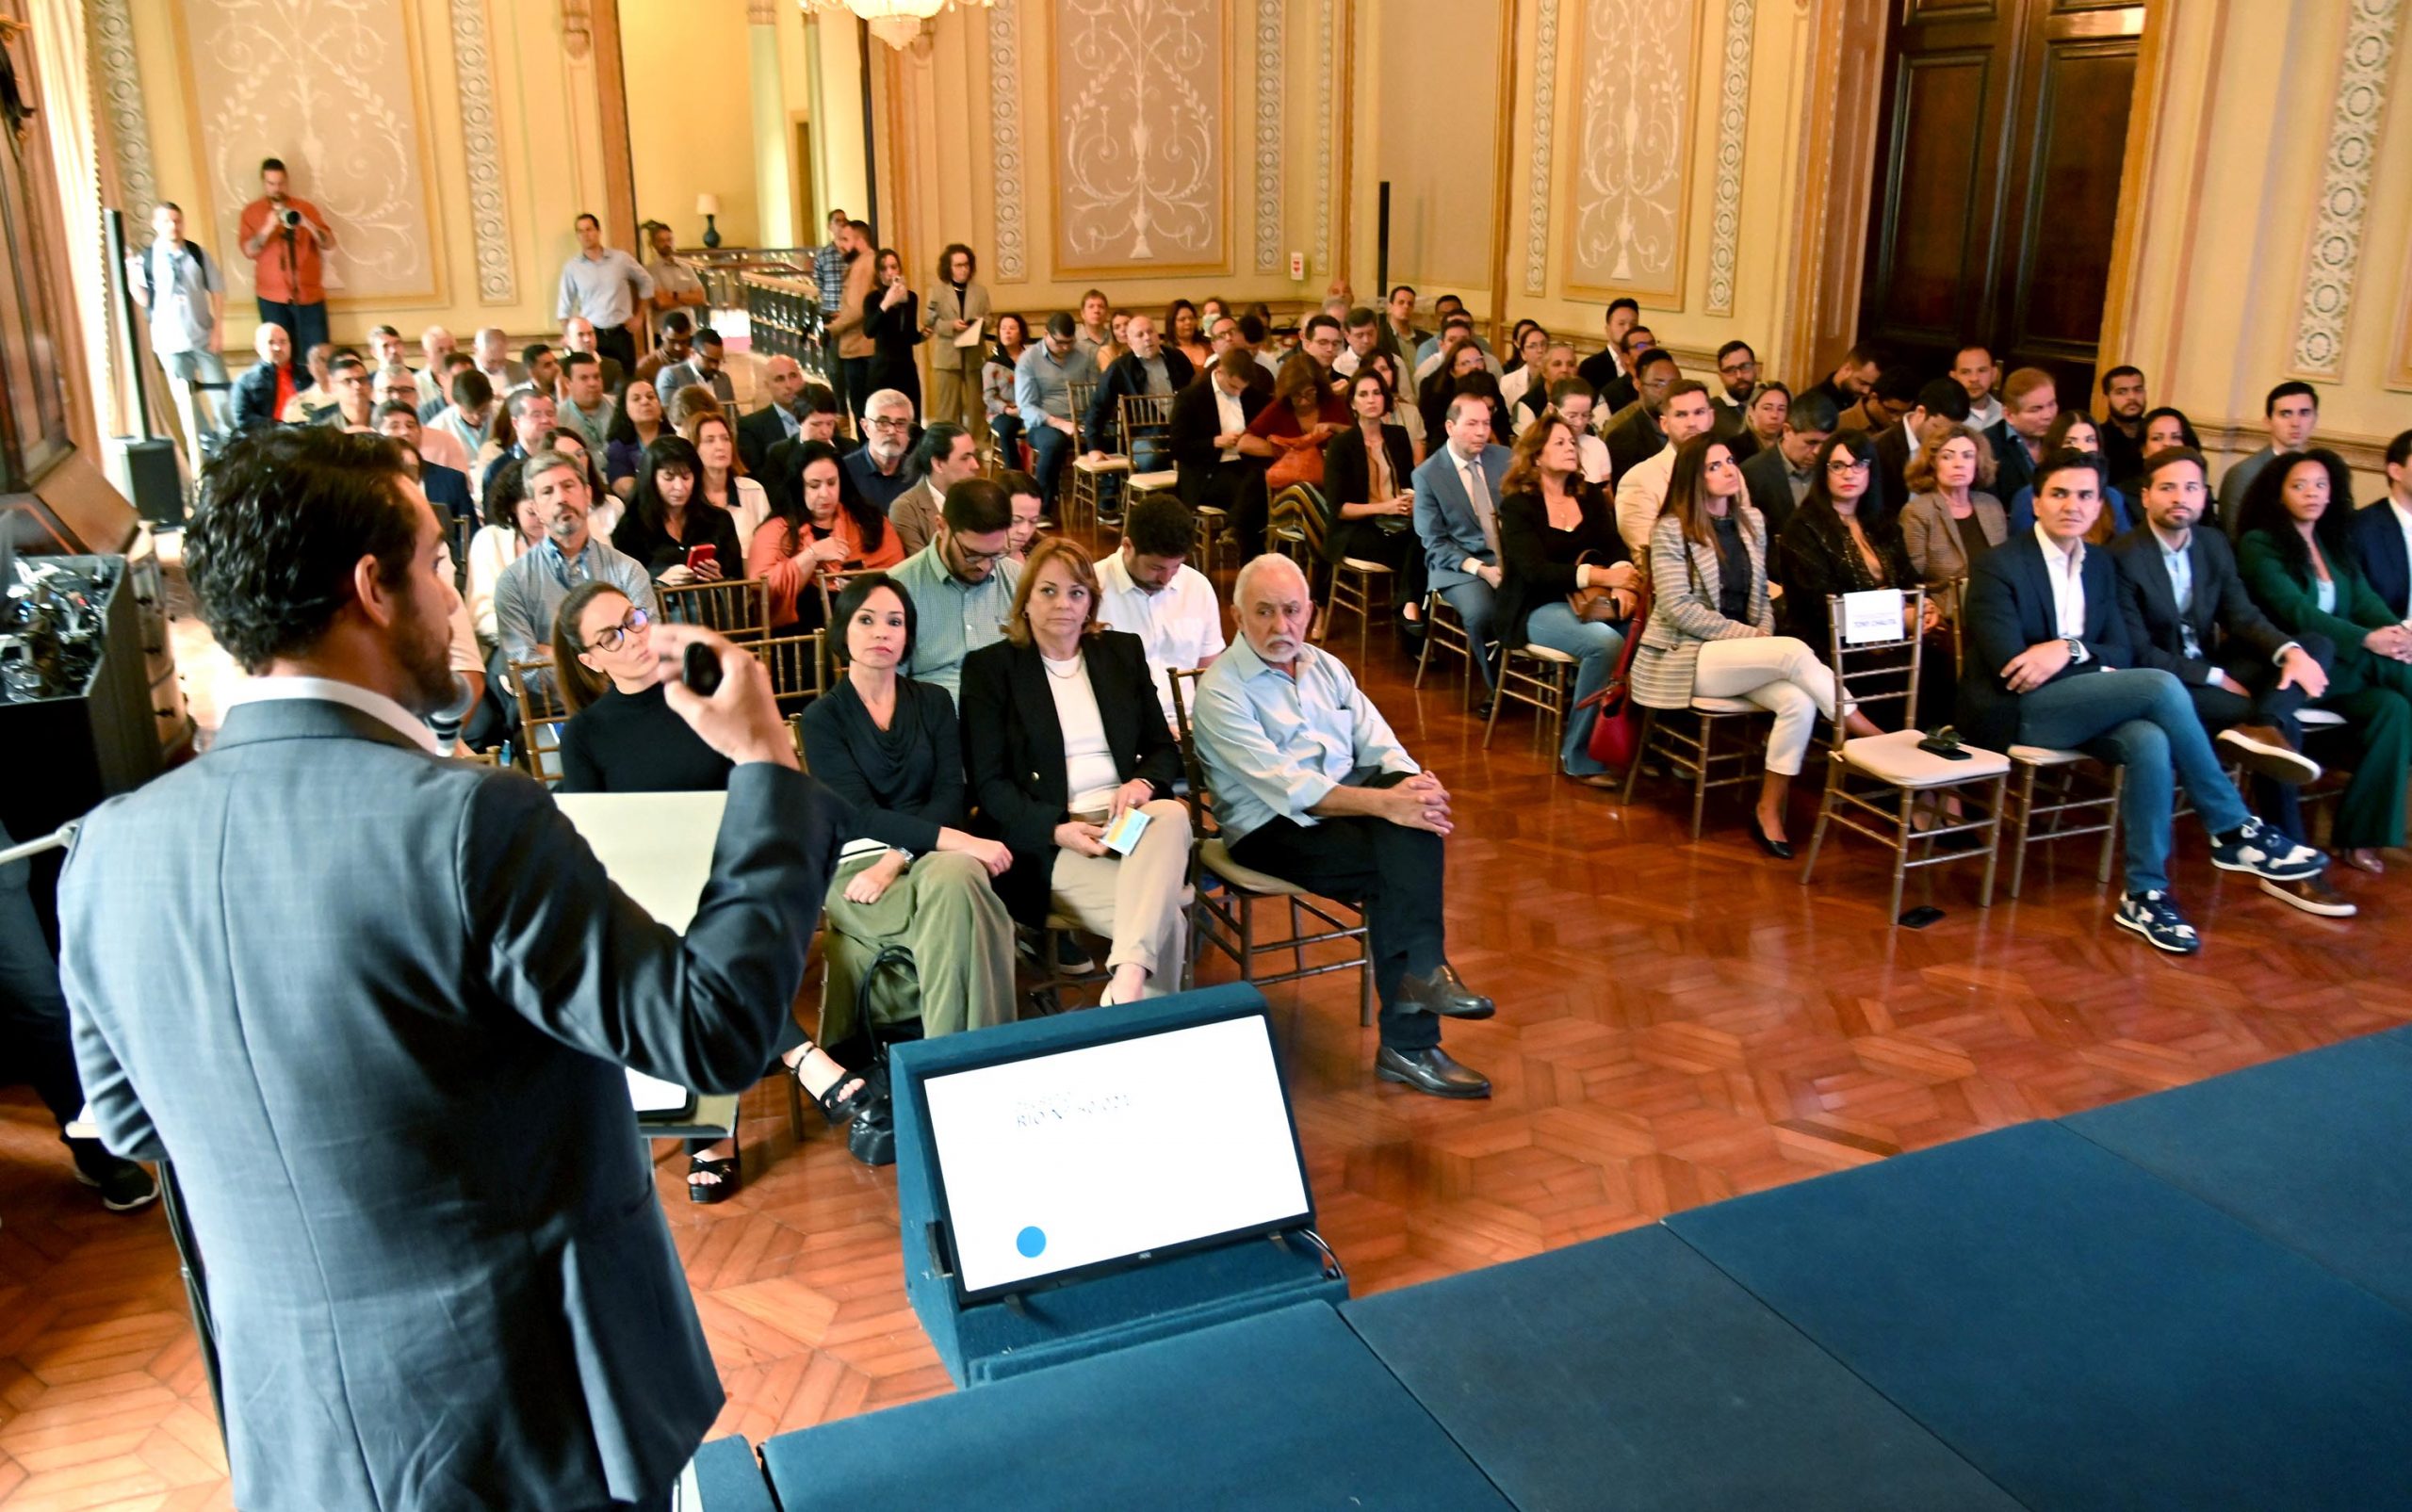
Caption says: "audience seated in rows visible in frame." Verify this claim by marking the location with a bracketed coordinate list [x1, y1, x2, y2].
[1015, 313, 1096, 505]
[892, 478, 1022, 702]
[1613, 377, 1719, 554]
[1413, 393, 1510, 707]
[2006, 409, 2133, 538]
[750, 438, 904, 630]
[1959, 449, 2326, 952]
[1094, 495, 1228, 727]
[604, 377, 665, 497]
[1898, 420, 2008, 588]
[1321, 367, 1426, 610]
[612, 434, 742, 589]
[1084, 313, 1192, 470]
[492, 449, 654, 695]
[889, 422, 982, 557]
[845, 387, 922, 515]
[1738, 388, 1838, 545]
[1774, 430, 1953, 725]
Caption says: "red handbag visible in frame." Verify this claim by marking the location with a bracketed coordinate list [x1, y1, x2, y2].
[1575, 578, 1651, 769]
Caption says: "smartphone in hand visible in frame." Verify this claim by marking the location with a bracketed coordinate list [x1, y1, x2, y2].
[686, 544, 717, 574]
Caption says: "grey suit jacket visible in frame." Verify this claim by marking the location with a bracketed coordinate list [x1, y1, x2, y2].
[1411, 443, 1511, 592]
[60, 699, 841, 1511]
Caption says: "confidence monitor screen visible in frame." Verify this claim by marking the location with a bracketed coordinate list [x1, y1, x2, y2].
[920, 1010, 1312, 1303]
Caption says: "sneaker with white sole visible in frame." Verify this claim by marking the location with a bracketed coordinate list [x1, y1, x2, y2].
[2260, 874, 2357, 918]
[2208, 818, 2325, 882]
[2115, 889, 2203, 953]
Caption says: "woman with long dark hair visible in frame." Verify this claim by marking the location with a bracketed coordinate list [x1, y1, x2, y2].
[1775, 430, 1950, 725]
[747, 438, 904, 629]
[611, 434, 740, 587]
[1321, 368, 1426, 618]
[2234, 447, 2412, 873]
[1631, 434, 1880, 856]
[1165, 298, 1209, 367]
[864, 247, 924, 415]
[2006, 411, 2133, 536]
[549, 578, 890, 1189]
[985, 311, 1033, 464]
[602, 378, 665, 498]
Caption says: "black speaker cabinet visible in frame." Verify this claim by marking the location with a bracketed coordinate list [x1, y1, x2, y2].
[118, 436, 186, 528]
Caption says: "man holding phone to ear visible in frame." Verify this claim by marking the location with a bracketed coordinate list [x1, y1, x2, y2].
[57, 426, 841, 1512]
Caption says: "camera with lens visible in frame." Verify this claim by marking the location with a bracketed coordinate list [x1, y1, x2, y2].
[277, 207, 303, 230]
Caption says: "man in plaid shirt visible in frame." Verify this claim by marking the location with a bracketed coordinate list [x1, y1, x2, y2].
[812, 207, 851, 415]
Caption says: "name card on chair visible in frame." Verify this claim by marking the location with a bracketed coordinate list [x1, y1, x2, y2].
[1843, 589, 1907, 644]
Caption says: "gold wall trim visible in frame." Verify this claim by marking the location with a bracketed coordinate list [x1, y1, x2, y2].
[1487, 0, 1521, 336]
[2287, 0, 2403, 382]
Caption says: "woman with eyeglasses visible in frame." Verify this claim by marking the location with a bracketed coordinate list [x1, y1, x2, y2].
[1632, 434, 1882, 857]
[1776, 430, 1952, 727]
[550, 579, 892, 1192]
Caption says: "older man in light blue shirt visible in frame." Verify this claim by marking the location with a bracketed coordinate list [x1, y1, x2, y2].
[888, 478, 1022, 704]
[1190, 553, 1493, 1099]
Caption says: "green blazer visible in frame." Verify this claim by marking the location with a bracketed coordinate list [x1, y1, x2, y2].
[2235, 528, 2394, 661]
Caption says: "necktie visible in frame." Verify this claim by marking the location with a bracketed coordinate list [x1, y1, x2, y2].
[1462, 455, 1498, 558]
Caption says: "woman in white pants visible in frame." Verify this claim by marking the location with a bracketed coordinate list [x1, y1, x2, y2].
[1630, 433, 1880, 857]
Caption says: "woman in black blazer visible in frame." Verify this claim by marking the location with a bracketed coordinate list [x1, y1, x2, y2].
[1773, 431, 1949, 727]
[1322, 367, 1427, 617]
[1495, 410, 1638, 783]
[959, 537, 1193, 1005]
[801, 574, 1019, 1047]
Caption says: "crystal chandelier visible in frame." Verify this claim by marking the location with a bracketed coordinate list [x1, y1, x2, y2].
[799, 0, 995, 52]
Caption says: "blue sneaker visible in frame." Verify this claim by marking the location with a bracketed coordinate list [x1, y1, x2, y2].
[2208, 819, 2324, 882]
[2115, 890, 2202, 954]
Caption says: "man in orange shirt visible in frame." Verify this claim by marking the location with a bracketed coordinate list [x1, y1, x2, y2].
[236, 157, 335, 354]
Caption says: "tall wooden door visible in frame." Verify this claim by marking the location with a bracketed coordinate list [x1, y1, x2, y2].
[1857, 0, 2147, 398]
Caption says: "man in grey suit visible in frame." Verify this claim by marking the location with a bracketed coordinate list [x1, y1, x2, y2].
[1411, 393, 1510, 712]
[58, 427, 841, 1512]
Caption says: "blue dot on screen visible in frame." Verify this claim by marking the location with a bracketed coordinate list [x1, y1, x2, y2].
[1016, 1226, 1048, 1259]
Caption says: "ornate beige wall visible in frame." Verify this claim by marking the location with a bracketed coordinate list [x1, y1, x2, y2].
[1052, 0, 1227, 272]
[113, 0, 618, 348]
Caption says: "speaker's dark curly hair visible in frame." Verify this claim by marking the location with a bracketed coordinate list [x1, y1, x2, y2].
[185, 427, 417, 674]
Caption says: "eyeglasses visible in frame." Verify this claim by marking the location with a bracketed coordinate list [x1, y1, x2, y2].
[1826, 457, 1871, 474]
[587, 607, 649, 651]
[867, 415, 912, 431]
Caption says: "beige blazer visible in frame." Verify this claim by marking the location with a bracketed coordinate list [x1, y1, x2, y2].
[1898, 489, 2008, 587]
[1630, 505, 1776, 710]
[922, 281, 993, 373]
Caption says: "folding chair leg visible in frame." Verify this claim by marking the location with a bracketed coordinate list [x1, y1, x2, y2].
[1688, 715, 1714, 841]
[1979, 772, 2006, 907]
[1798, 761, 1836, 886]
[2008, 762, 2037, 899]
[1621, 709, 1657, 805]
[2096, 768, 2125, 886]
[1886, 785, 1915, 919]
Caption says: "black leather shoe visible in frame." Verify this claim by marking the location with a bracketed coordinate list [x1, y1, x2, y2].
[1377, 1046, 1492, 1098]
[848, 1097, 897, 1167]
[1750, 815, 1795, 860]
[1398, 963, 1495, 1018]
[1473, 697, 1495, 721]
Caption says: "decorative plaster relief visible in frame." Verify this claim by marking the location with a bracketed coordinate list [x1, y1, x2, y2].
[989, 0, 1029, 280]
[1253, 0, 1280, 272]
[1524, 0, 1561, 294]
[1704, 0, 1753, 316]
[182, 0, 434, 300]
[1564, 0, 1697, 301]
[89, 0, 157, 215]
[2291, 0, 2401, 380]
[1054, 0, 1224, 268]
[448, 0, 514, 303]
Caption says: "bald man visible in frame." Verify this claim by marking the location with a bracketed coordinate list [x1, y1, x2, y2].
[738, 353, 810, 478]
[1189, 554, 1493, 1099]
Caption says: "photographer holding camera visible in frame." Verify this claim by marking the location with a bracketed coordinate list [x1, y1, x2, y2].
[236, 156, 334, 354]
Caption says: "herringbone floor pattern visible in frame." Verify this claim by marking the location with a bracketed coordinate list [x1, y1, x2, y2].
[6, 527, 2406, 1509]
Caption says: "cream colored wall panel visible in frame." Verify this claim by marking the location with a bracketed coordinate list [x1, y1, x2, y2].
[174, 0, 441, 304]
[1560, 0, 1700, 303]
[1369, 0, 1500, 300]
[1051, 0, 1228, 273]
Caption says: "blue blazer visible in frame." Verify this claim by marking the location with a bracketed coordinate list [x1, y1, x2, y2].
[2350, 500, 2412, 620]
[420, 459, 474, 521]
[1957, 529, 2136, 751]
[1411, 442, 1510, 591]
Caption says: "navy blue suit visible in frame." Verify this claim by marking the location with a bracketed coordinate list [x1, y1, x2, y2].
[1958, 530, 2134, 753]
[419, 460, 474, 522]
[2350, 501, 2412, 620]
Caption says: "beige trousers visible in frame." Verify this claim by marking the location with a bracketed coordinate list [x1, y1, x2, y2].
[1048, 798, 1192, 993]
[928, 366, 987, 446]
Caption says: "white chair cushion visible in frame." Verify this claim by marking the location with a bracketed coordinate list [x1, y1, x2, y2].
[1072, 454, 1132, 474]
[1128, 469, 1179, 490]
[1518, 643, 1579, 664]
[2296, 709, 2348, 728]
[1194, 503, 1230, 519]
[2008, 744, 2088, 765]
[1690, 694, 1759, 715]
[1839, 729, 2011, 787]
[1200, 837, 1307, 896]
[1338, 558, 1393, 574]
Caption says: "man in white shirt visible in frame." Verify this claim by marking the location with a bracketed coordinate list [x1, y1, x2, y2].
[1332, 306, 1383, 379]
[1613, 381, 1719, 553]
[1959, 451, 2327, 954]
[1095, 495, 1227, 727]
[1952, 343, 2004, 432]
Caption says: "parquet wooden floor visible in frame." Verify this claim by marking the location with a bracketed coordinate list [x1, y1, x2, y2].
[6, 524, 2409, 1508]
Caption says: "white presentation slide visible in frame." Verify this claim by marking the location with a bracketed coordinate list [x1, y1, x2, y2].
[922, 1016, 1310, 1296]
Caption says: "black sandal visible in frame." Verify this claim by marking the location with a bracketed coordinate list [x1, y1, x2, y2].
[796, 1047, 898, 1168]
[686, 1153, 738, 1204]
